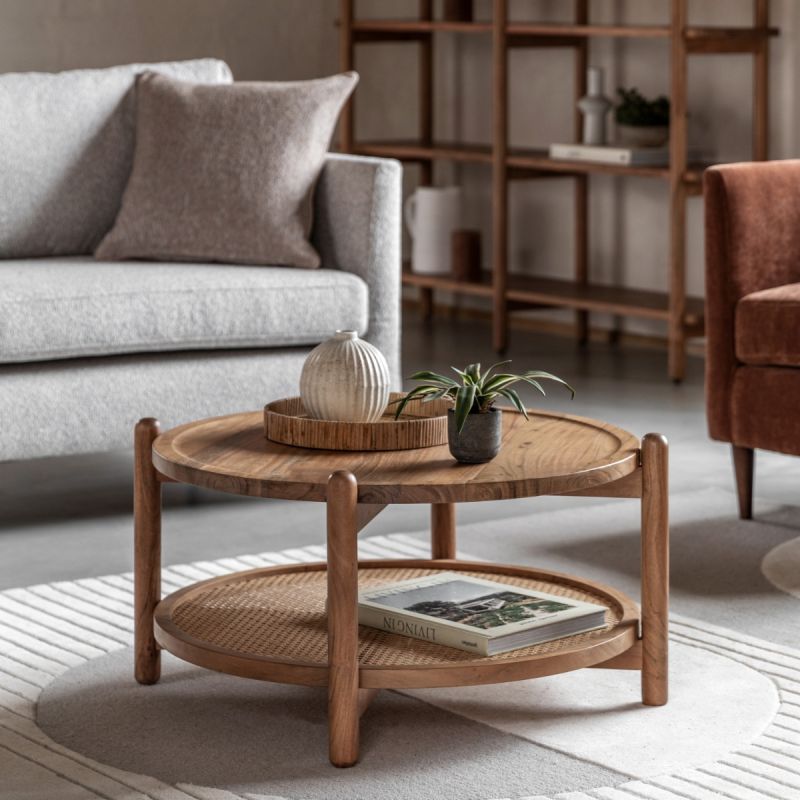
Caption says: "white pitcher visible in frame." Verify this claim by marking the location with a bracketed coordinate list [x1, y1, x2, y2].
[404, 186, 462, 275]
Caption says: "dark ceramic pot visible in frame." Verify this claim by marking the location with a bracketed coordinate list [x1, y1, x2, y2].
[447, 408, 502, 464]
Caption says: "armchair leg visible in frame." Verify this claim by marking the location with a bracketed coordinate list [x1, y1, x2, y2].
[732, 446, 754, 520]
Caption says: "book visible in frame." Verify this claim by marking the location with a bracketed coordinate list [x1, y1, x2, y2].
[548, 142, 703, 167]
[358, 572, 608, 656]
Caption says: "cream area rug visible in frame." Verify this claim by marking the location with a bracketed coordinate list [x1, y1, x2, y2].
[2, 502, 800, 799]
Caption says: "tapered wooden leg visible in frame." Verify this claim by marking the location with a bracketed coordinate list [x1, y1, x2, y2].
[732, 445, 754, 520]
[134, 418, 162, 685]
[431, 503, 456, 559]
[641, 433, 669, 706]
[327, 471, 360, 768]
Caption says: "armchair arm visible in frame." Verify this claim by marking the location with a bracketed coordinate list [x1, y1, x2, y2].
[705, 160, 800, 441]
[312, 153, 402, 388]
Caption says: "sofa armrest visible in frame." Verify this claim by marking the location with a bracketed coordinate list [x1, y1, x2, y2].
[312, 153, 402, 388]
[705, 160, 800, 441]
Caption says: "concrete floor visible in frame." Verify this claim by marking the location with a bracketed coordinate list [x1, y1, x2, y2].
[1, 314, 797, 590]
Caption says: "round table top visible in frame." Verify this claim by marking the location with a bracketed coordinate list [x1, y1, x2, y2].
[152, 409, 640, 504]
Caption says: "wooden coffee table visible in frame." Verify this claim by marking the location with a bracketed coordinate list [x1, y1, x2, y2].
[134, 409, 668, 768]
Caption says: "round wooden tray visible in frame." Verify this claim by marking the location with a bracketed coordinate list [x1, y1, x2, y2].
[154, 560, 639, 690]
[263, 393, 449, 451]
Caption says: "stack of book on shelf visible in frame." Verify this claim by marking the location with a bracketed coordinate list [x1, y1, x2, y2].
[549, 142, 703, 167]
[359, 572, 608, 656]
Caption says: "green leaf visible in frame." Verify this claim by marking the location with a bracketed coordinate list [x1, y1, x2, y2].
[523, 371, 575, 398]
[481, 373, 521, 393]
[454, 383, 477, 434]
[450, 366, 470, 383]
[483, 360, 513, 381]
[465, 363, 481, 384]
[407, 370, 460, 388]
[498, 388, 529, 420]
[422, 387, 453, 402]
[393, 386, 440, 419]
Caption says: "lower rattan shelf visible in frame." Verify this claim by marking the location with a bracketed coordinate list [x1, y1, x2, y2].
[153, 559, 640, 690]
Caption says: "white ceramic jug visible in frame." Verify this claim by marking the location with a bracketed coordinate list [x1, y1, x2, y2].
[404, 186, 462, 275]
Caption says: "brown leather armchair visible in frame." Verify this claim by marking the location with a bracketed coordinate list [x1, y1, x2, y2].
[705, 160, 800, 519]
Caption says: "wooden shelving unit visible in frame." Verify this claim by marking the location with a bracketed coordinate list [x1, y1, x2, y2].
[339, 1, 777, 381]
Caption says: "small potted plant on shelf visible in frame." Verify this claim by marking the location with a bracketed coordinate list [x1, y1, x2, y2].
[615, 88, 670, 148]
[394, 361, 574, 464]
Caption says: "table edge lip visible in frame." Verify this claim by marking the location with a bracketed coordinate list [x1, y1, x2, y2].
[151, 408, 642, 502]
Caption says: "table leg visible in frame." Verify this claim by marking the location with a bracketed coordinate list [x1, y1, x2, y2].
[431, 503, 456, 559]
[641, 433, 669, 706]
[134, 418, 162, 685]
[327, 471, 360, 767]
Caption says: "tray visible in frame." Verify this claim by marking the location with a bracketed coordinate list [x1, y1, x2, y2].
[263, 393, 449, 451]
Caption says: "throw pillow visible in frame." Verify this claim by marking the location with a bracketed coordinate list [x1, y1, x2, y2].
[95, 70, 358, 268]
[0, 59, 232, 258]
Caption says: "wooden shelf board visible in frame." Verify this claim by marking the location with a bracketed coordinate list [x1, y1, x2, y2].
[354, 139, 492, 164]
[403, 269, 704, 329]
[506, 274, 705, 325]
[402, 268, 494, 297]
[507, 23, 670, 39]
[509, 148, 670, 178]
[352, 20, 492, 38]
[351, 21, 777, 48]
[354, 140, 707, 184]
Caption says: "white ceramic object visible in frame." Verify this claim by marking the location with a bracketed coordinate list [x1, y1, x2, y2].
[577, 67, 612, 145]
[299, 330, 390, 423]
[404, 186, 462, 275]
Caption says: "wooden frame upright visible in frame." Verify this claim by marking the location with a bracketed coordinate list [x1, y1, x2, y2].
[339, 0, 776, 381]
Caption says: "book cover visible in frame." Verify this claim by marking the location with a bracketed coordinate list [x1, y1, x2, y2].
[549, 142, 668, 165]
[548, 142, 704, 167]
[359, 572, 607, 656]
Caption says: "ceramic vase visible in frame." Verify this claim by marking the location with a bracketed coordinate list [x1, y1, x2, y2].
[300, 330, 390, 423]
[577, 67, 612, 146]
[404, 186, 462, 275]
[448, 408, 502, 464]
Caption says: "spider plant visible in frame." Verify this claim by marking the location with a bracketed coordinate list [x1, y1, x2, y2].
[394, 361, 574, 434]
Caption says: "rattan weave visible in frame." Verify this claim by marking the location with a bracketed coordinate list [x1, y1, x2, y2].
[169, 567, 622, 668]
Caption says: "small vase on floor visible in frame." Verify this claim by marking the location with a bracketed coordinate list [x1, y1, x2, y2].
[577, 67, 612, 146]
[300, 330, 390, 423]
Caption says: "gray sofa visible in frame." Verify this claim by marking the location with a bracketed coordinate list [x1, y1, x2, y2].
[0, 59, 401, 461]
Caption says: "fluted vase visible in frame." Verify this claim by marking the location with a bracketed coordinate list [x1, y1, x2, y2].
[300, 330, 390, 423]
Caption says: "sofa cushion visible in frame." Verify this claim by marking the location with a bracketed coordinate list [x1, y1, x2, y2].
[95, 70, 358, 268]
[735, 282, 800, 367]
[0, 59, 232, 259]
[0, 258, 367, 364]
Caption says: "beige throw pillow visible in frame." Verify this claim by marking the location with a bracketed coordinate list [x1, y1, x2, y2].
[95, 70, 358, 268]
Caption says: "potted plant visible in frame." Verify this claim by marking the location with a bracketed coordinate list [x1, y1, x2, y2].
[394, 361, 574, 464]
[615, 88, 670, 148]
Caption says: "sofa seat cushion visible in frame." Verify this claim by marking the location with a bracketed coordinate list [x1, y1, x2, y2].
[0, 258, 367, 364]
[735, 282, 800, 367]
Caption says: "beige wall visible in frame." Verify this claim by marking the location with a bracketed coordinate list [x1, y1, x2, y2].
[2, 0, 797, 335]
[0, 0, 338, 79]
